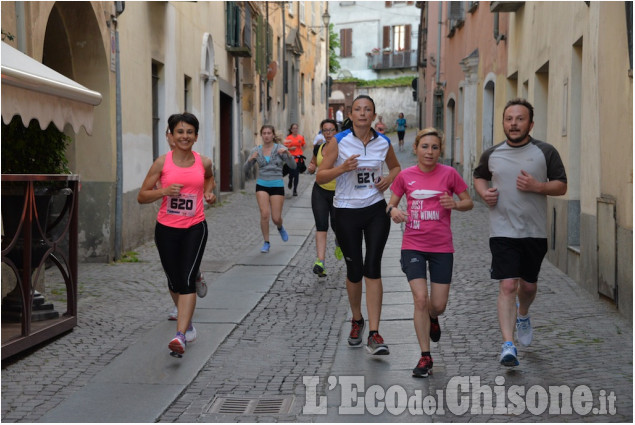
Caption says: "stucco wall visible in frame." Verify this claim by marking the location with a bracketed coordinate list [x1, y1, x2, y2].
[508, 2, 632, 321]
[360, 86, 418, 133]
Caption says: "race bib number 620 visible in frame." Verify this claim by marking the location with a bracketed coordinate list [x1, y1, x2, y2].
[167, 193, 197, 217]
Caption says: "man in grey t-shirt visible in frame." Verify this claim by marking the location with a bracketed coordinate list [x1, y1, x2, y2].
[473, 98, 567, 367]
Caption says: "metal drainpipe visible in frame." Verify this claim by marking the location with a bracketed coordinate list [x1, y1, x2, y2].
[436, 3, 442, 86]
[266, 1, 270, 122]
[282, 1, 286, 111]
[114, 12, 123, 260]
[15, 2, 26, 53]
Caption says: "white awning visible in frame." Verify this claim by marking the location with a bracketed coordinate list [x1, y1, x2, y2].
[1, 42, 102, 135]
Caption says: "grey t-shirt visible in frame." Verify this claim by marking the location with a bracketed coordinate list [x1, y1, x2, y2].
[473, 138, 567, 238]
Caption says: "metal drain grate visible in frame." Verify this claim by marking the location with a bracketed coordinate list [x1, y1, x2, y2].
[207, 396, 294, 415]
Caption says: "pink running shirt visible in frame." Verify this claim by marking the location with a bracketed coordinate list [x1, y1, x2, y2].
[390, 164, 468, 253]
[157, 151, 206, 228]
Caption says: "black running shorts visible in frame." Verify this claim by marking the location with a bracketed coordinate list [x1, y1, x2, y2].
[489, 237, 548, 283]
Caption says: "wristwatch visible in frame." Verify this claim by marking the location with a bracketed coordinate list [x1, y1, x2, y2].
[386, 206, 393, 216]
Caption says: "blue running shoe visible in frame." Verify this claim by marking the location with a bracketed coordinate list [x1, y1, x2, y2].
[278, 226, 289, 242]
[261, 242, 270, 253]
[499, 342, 519, 367]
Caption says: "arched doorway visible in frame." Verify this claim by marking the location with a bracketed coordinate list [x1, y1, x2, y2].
[43, 2, 112, 261]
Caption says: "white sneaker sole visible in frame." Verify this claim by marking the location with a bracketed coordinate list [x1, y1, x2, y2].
[366, 346, 390, 355]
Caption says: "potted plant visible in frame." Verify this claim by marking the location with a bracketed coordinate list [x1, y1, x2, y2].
[1, 115, 71, 243]
[1, 116, 71, 321]
[2, 115, 71, 175]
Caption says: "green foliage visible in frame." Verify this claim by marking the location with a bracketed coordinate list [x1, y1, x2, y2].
[1, 29, 15, 41]
[1, 116, 71, 174]
[118, 251, 140, 263]
[328, 23, 340, 74]
[336, 76, 416, 88]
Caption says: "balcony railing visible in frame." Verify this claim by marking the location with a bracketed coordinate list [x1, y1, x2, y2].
[367, 50, 417, 70]
[1, 174, 79, 359]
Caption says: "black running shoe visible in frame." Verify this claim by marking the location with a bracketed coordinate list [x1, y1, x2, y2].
[412, 354, 433, 378]
[347, 318, 365, 346]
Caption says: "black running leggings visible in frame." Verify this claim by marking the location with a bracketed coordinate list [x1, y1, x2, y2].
[288, 166, 299, 191]
[311, 183, 336, 232]
[155, 220, 208, 295]
[334, 201, 390, 282]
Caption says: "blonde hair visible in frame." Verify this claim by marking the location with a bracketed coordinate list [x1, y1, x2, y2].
[414, 127, 445, 155]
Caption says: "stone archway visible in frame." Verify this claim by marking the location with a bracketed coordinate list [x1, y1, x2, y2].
[43, 2, 113, 261]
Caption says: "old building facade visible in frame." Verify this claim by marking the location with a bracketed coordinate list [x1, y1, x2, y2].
[417, 1, 633, 321]
[1, 1, 329, 262]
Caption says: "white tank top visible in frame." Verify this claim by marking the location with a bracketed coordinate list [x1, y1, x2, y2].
[334, 129, 391, 209]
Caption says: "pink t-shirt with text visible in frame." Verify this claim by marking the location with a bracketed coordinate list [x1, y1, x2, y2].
[390, 164, 468, 253]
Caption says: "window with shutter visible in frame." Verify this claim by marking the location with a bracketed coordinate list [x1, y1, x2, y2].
[340, 28, 353, 57]
[225, 2, 241, 47]
[448, 1, 465, 20]
[382, 26, 391, 49]
[448, 1, 465, 36]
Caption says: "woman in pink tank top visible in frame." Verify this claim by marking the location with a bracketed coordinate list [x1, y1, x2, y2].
[138, 113, 216, 357]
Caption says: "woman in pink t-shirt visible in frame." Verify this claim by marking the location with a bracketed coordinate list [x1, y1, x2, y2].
[138, 112, 216, 357]
[387, 128, 473, 378]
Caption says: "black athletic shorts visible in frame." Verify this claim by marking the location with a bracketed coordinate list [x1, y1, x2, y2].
[400, 250, 454, 284]
[489, 237, 548, 283]
[256, 184, 285, 196]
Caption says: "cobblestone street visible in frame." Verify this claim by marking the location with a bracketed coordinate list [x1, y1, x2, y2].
[2, 130, 632, 422]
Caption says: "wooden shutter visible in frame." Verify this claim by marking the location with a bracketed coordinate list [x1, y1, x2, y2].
[340, 28, 353, 57]
[382, 26, 391, 49]
[405, 24, 411, 51]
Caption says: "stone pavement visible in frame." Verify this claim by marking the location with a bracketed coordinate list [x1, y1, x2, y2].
[2, 129, 632, 423]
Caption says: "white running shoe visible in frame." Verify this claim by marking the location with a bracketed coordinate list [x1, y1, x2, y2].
[196, 272, 208, 298]
[168, 333, 186, 356]
[185, 324, 197, 343]
[516, 316, 533, 347]
[168, 306, 178, 321]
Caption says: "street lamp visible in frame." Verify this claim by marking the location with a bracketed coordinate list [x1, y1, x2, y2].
[322, 8, 330, 118]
